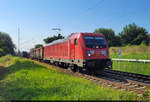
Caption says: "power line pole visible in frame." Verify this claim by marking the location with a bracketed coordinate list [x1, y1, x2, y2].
[18, 27, 20, 55]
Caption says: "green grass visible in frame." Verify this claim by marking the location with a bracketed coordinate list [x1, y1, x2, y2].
[0, 55, 147, 101]
[110, 45, 150, 59]
[110, 45, 150, 75]
[112, 61, 150, 75]
[110, 53, 150, 59]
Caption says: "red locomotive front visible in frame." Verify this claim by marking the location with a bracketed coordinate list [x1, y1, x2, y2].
[80, 33, 112, 72]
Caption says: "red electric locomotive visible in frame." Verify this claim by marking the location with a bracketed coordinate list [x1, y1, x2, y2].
[30, 32, 112, 73]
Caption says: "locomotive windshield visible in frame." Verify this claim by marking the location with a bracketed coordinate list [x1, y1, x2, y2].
[84, 36, 106, 49]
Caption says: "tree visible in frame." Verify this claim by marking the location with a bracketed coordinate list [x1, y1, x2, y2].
[43, 34, 64, 44]
[94, 28, 121, 47]
[35, 44, 43, 48]
[0, 48, 3, 57]
[119, 23, 149, 45]
[113, 35, 122, 46]
[148, 34, 150, 46]
[0, 32, 15, 56]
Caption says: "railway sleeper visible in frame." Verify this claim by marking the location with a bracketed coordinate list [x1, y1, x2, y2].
[136, 87, 145, 90]
[128, 85, 137, 88]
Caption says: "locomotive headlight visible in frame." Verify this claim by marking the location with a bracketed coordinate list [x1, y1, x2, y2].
[87, 50, 94, 57]
[88, 53, 91, 56]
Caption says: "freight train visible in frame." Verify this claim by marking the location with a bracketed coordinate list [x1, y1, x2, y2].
[29, 32, 112, 74]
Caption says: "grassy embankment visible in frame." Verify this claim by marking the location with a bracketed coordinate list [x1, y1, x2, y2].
[110, 45, 150, 75]
[0, 55, 146, 101]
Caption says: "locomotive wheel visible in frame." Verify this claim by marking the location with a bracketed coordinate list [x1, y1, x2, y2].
[64, 63, 69, 69]
[61, 63, 68, 69]
[71, 67, 77, 72]
[71, 65, 78, 72]
[78, 67, 83, 73]
[72, 68, 76, 72]
[85, 68, 94, 75]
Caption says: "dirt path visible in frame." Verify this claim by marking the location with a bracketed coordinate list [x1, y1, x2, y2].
[0, 64, 8, 101]
[0, 64, 8, 80]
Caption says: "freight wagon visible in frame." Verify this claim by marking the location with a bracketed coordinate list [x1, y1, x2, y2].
[29, 47, 44, 60]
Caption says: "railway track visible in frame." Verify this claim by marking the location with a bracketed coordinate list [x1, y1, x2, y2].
[95, 71, 150, 96]
[68, 70, 149, 97]
[102, 69, 150, 92]
[103, 69, 150, 84]
[33, 59, 150, 97]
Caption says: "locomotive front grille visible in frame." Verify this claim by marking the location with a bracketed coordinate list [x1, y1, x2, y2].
[84, 59, 112, 69]
[87, 61, 95, 68]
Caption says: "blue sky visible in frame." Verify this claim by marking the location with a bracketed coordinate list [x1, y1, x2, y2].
[0, 0, 150, 51]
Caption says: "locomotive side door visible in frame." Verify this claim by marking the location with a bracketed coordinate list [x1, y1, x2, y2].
[70, 38, 77, 60]
[70, 39, 75, 60]
[74, 38, 78, 59]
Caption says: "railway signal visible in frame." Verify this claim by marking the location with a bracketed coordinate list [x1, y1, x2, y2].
[118, 49, 121, 59]
[118, 49, 121, 68]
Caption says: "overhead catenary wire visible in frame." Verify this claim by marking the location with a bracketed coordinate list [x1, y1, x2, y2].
[20, 0, 105, 51]
[81, 0, 104, 15]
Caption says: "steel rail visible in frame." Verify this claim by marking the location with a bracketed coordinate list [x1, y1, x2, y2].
[104, 69, 150, 84]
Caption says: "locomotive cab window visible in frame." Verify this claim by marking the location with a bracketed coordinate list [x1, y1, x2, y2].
[84, 36, 106, 49]
[74, 39, 77, 45]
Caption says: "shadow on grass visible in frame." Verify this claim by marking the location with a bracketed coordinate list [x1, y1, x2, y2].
[1, 86, 70, 100]
[8, 60, 47, 73]
[0, 59, 47, 81]
[0, 67, 9, 80]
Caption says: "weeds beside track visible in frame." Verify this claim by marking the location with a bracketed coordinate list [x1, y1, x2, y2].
[0, 55, 143, 101]
[110, 46, 150, 75]
[32, 58, 150, 99]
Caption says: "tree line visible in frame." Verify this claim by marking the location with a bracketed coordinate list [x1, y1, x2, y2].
[0, 23, 150, 56]
[0, 32, 15, 57]
[41, 23, 150, 47]
[94, 23, 150, 47]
